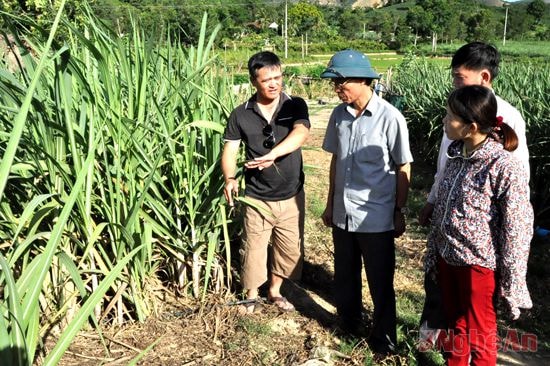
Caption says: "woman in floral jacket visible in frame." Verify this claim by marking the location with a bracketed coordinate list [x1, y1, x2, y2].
[425, 85, 533, 365]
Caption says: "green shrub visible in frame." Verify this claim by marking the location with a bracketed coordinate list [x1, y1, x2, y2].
[233, 73, 249, 84]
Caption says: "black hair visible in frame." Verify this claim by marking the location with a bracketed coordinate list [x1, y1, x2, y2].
[447, 85, 518, 151]
[451, 42, 500, 81]
[247, 51, 281, 79]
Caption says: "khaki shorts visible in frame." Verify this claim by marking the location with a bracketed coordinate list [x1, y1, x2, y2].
[240, 190, 305, 290]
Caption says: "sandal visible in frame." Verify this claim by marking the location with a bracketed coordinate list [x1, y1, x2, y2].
[267, 296, 295, 312]
[237, 299, 263, 315]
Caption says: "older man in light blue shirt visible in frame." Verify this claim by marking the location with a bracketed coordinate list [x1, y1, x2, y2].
[323, 94, 412, 233]
[320, 49, 413, 356]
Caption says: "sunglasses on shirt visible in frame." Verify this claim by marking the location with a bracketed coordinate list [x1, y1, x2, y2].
[263, 124, 276, 149]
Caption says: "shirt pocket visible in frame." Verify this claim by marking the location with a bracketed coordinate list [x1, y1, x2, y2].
[276, 116, 294, 128]
[356, 133, 386, 163]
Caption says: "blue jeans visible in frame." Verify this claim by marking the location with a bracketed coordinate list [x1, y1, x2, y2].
[332, 226, 397, 351]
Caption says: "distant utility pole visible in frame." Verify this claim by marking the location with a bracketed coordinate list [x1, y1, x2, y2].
[503, 3, 509, 46]
[284, 0, 288, 59]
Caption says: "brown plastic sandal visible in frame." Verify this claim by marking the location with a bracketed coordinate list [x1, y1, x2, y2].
[267, 296, 295, 312]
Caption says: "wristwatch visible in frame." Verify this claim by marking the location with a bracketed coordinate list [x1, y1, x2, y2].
[394, 206, 409, 215]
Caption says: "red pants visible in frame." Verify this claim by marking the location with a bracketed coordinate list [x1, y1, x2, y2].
[437, 258, 497, 366]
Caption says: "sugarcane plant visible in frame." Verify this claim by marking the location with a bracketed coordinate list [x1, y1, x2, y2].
[0, 2, 236, 364]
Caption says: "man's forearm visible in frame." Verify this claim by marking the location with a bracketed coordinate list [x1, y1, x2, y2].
[270, 124, 309, 158]
[221, 142, 240, 181]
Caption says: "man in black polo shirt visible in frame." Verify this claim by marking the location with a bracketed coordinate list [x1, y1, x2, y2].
[222, 51, 310, 314]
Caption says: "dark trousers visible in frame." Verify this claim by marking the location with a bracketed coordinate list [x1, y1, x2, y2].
[332, 226, 397, 350]
[420, 272, 447, 329]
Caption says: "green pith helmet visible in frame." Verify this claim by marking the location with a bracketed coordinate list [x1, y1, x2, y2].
[321, 49, 380, 79]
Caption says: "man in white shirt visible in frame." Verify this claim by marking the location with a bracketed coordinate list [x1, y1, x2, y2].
[419, 42, 530, 226]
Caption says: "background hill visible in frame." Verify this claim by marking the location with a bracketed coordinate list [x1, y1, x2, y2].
[2, 0, 549, 54]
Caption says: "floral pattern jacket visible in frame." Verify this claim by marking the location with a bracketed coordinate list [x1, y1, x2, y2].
[425, 137, 533, 319]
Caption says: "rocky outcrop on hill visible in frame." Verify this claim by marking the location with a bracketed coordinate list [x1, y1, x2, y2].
[351, 0, 389, 8]
[480, 0, 505, 6]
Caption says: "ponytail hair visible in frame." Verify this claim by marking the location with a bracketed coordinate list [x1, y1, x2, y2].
[447, 85, 518, 152]
[494, 117, 518, 152]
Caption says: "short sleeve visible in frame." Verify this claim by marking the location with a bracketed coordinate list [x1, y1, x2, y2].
[291, 97, 310, 128]
[387, 112, 413, 165]
[224, 109, 242, 141]
[322, 109, 339, 154]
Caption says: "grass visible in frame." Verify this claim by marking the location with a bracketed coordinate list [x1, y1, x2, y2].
[412, 40, 550, 60]
[237, 317, 272, 337]
[494, 40, 550, 59]
[370, 54, 405, 73]
[305, 190, 326, 218]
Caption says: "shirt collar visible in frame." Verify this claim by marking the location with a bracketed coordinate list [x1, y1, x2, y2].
[345, 91, 379, 118]
[245, 91, 291, 110]
[447, 137, 497, 161]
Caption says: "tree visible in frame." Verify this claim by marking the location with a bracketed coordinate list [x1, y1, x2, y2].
[442, 9, 466, 43]
[507, 6, 534, 40]
[380, 13, 396, 45]
[393, 16, 411, 50]
[465, 8, 498, 42]
[337, 8, 365, 40]
[527, 0, 546, 25]
[288, 1, 323, 37]
[1, 0, 92, 30]
[415, 0, 454, 51]
[406, 5, 433, 46]
[365, 9, 395, 44]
